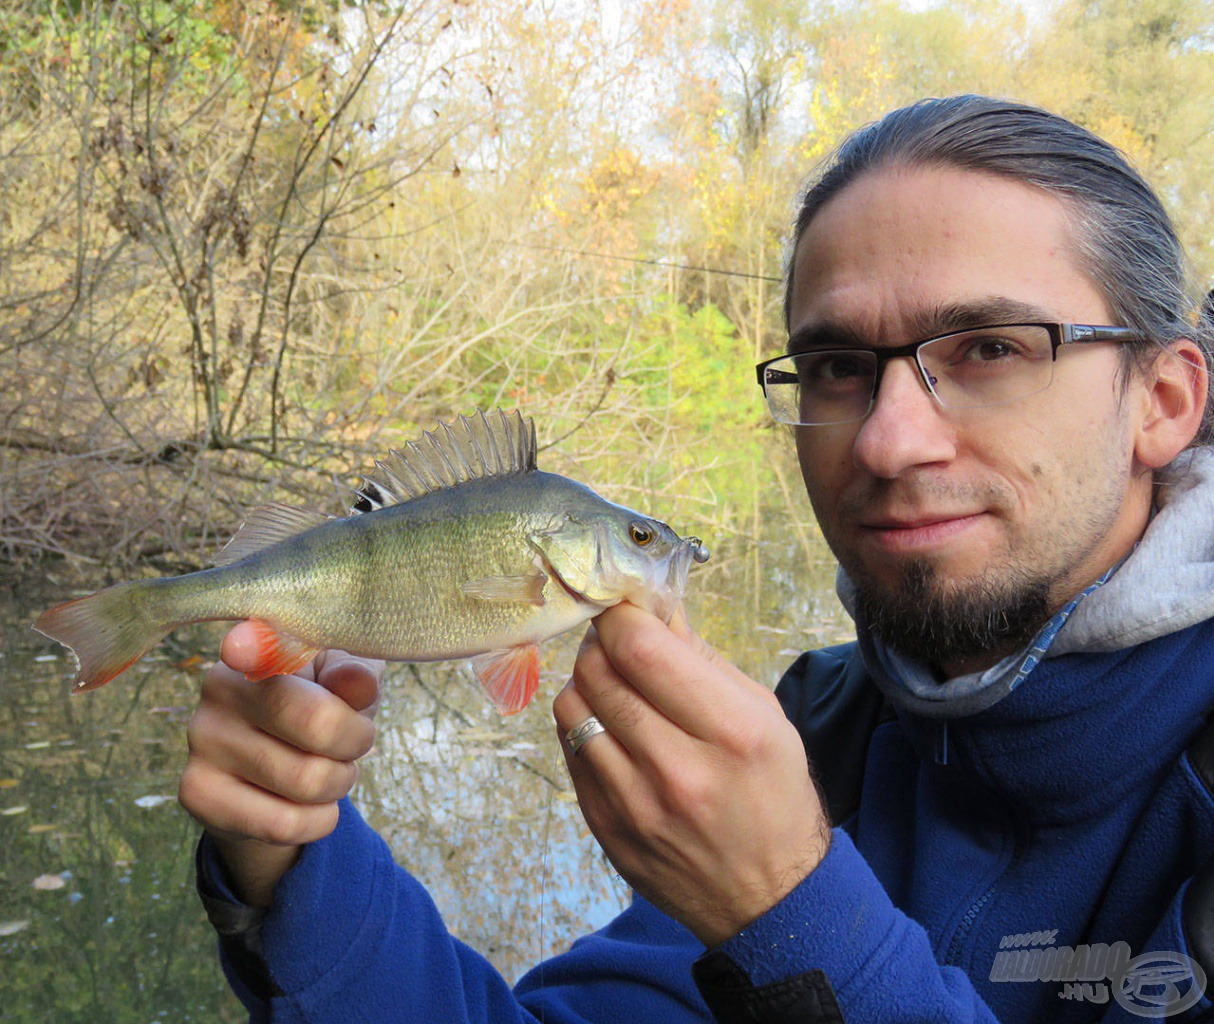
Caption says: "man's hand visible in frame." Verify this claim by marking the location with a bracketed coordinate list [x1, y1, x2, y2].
[178, 621, 382, 907]
[553, 603, 830, 948]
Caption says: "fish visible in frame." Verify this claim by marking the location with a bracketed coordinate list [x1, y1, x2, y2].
[33, 410, 710, 715]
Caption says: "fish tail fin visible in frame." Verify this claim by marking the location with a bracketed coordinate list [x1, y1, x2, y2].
[33, 582, 172, 692]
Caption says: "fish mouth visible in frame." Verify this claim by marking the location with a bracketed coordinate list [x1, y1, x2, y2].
[671, 536, 709, 583]
[665, 535, 711, 603]
[630, 535, 709, 623]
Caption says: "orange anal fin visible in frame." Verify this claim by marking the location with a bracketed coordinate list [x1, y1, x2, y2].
[470, 644, 540, 716]
[243, 620, 322, 681]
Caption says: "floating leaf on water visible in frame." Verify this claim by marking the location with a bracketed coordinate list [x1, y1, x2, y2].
[32, 873, 67, 891]
[459, 729, 508, 743]
[0, 920, 30, 937]
[1, 806, 29, 816]
[133, 795, 175, 810]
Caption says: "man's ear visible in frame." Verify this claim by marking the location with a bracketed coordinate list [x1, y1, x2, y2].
[1133, 338, 1209, 469]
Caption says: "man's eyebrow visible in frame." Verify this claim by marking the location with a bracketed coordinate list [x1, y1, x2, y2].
[786, 297, 1058, 354]
[914, 298, 1058, 336]
[786, 322, 866, 354]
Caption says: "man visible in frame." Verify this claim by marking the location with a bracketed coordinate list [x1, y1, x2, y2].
[182, 96, 1214, 1022]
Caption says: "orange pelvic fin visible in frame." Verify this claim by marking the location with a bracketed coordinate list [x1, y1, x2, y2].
[242, 619, 322, 681]
[470, 644, 540, 716]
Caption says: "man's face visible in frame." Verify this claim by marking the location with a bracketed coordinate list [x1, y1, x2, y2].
[787, 164, 1156, 675]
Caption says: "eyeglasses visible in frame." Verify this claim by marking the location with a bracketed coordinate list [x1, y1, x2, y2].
[755, 322, 1143, 426]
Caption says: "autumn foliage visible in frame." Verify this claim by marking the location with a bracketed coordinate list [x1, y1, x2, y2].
[3, 0, 1213, 569]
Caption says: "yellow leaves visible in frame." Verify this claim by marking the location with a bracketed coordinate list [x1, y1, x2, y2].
[577, 147, 659, 223]
[1089, 113, 1155, 168]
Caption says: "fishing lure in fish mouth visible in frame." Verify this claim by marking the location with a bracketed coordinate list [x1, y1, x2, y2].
[33, 410, 709, 716]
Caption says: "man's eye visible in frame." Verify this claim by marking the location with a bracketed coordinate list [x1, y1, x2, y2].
[957, 337, 1021, 362]
[806, 353, 868, 380]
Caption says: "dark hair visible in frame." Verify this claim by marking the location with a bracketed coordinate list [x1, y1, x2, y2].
[785, 95, 1213, 445]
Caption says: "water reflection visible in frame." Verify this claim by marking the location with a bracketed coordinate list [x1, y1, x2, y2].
[0, 433, 848, 1017]
[0, 596, 246, 1022]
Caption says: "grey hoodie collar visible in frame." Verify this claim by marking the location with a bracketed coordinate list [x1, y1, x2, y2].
[838, 447, 1214, 719]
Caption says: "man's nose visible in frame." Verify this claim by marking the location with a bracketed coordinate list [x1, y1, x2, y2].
[852, 357, 957, 477]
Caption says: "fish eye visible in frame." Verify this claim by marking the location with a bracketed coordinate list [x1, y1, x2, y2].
[629, 523, 654, 546]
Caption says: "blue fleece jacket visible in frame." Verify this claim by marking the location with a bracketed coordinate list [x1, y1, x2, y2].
[200, 618, 1214, 1023]
[200, 451, 1214, 1022]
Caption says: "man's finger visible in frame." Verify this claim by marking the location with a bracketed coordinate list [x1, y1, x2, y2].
[589, 604, 774, 743]
[568, 622, 678, 760]
[220, 623, 381, 714]
[314, 649, 383, 715]
[220, 620, 280, 675]
[223, 673, 376, 762]
[180, 759, 340, 849]
[553, 677, 628, 767]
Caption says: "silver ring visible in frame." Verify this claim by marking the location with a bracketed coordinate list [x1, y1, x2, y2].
[566, 716, 607, 755]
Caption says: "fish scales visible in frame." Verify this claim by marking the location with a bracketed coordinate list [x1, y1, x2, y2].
[139, 479, 567, 658]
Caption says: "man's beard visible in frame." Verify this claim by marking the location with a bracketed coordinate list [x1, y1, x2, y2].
[853, 558, 1054, 673]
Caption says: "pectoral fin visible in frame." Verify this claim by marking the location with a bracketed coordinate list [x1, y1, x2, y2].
[460, 573, 548, 606]
[242, 620, 322, 681]
[471, 644, 540, 716]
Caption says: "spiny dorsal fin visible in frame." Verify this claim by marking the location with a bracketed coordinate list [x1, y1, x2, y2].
[215, 503, 334, 566]
[350, 409, 536, 514]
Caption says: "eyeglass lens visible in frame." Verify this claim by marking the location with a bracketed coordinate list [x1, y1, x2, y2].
[763, 325, 1058, 425]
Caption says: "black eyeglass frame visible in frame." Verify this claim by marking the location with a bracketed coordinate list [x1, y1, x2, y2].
[754, 322, 1144, 424]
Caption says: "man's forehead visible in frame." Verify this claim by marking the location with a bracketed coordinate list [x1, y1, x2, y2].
[785, 165, 1114, 347]
[787, 297, 1060, 352]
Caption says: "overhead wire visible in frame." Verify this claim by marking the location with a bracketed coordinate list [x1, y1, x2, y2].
[508, 241, 783, 284]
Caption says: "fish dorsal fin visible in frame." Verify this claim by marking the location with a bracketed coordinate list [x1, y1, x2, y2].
[215, 502, 334, 566]
[350, 409, 536, 514]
